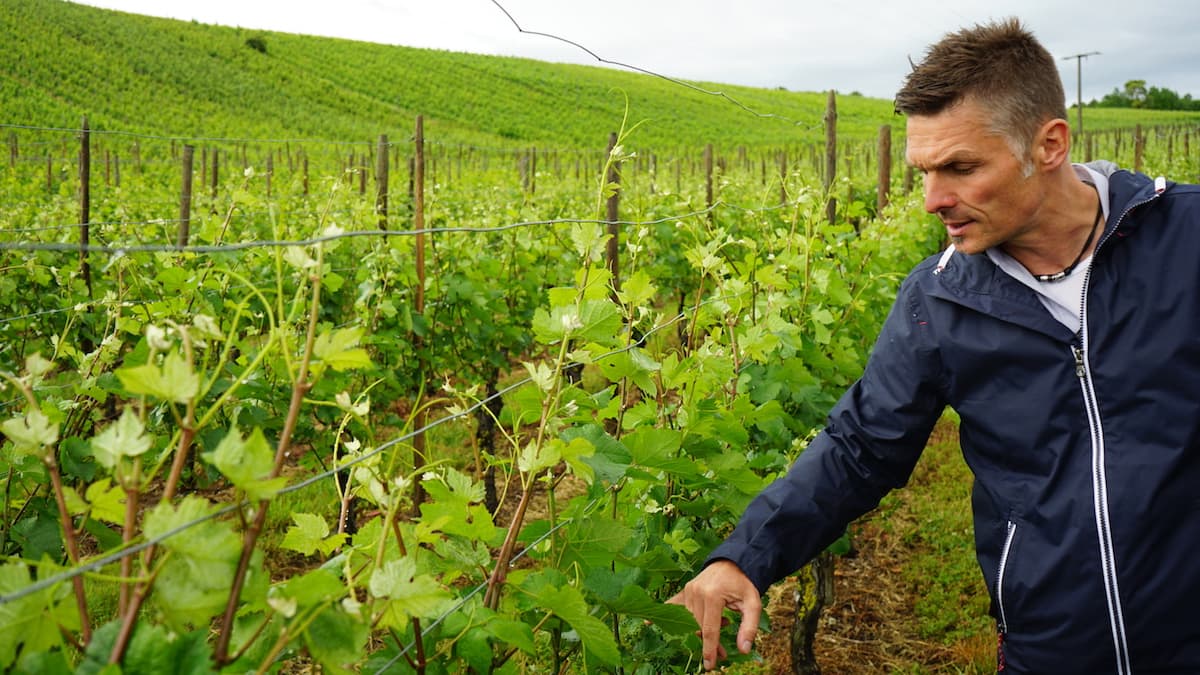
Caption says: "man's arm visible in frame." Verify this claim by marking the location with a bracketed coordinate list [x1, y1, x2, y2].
[670, 274, 947, 668]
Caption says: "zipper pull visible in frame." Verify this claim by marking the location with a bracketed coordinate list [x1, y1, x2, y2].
[1072, 346, 1085, 378]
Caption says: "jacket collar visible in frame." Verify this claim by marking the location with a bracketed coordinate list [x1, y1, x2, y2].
[922, 167, 1166, 342]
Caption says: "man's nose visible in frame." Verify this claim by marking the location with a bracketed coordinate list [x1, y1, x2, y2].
[922, 173, 956, 214]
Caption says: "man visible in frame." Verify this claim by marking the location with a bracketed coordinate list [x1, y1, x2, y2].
[671, 18, 1200, 674]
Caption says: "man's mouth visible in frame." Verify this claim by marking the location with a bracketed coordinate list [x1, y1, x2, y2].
[943, 220, 971, 237]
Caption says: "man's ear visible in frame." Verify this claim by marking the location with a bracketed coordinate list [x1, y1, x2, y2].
[1033, 118, 1072, 171]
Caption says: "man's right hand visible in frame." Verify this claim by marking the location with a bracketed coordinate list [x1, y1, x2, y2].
[667, 559, 763, 670]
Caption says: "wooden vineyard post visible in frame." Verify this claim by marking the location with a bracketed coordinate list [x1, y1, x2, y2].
[877, 125, 892, 214]
[1134, 124, 1145, 174]
[302, 152, 309, 196]
[529, 147, 537, 195]
[7, 131, 16, 167]
[793, 95, 839, 670]
[412, 115, 428, 511]
[78, 115, 93, 299]
[779, 149, 788, 206]
[824, 90, 837, 224]
[177, 145, 194, 248]
[211, 148, 220, 200]
[358, 152, 367, 195]
[605, 131, 621, 295]
[376, 134, 389, 229]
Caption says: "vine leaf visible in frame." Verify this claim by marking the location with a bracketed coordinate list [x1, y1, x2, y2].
[91, 407, 153, 471]
[368, 557, 452, 627]
[204, 426, 287, 501]
[0, 561, 75, 669]
[527, 585, 620, 666]
[143, 496, 243, 629]
[281, 513, 346, 557]
[1, 408, 58, 454]
[313, 327, 371, 373]
[116, 350, 199, 403]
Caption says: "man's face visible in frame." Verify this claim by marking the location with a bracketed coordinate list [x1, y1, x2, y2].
[905, 98, 1042, 255]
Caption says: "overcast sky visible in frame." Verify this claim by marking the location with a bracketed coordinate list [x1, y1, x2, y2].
[75, 0, 1198, 105]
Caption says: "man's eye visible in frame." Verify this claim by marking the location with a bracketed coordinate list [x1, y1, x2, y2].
[951, 165, 976, 175]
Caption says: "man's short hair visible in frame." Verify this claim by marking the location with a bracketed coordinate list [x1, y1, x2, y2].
[894, 18, 1067, 159]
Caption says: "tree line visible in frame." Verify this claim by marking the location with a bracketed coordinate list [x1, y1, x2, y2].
[1091, 80, 1200, 111]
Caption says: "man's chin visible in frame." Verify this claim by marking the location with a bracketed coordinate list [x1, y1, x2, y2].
[949, 237, 986, 255]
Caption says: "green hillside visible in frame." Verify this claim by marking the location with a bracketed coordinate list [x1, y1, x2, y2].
[0, 0, 901, 150]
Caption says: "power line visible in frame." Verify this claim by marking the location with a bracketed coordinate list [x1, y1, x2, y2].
[487, 0, 823, 131]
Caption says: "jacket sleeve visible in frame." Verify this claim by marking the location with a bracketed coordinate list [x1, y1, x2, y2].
[706, 274, 947, 593]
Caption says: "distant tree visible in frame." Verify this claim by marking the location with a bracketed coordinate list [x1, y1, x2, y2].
[1092, 81, 1200, 110]
[1123, 79, 1148, 107]
[1145, 86, 1182, 110]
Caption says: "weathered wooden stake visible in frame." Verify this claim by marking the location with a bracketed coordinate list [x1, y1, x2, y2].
[177, 145, 194, 248]
[412, 115, 428, 511]
[211, 148, 220, 200]
[1134, 124, 1144, 174]
[79, 115, 92, 299]
[376, 134, 389, 229]
[605, 132, 621, 295]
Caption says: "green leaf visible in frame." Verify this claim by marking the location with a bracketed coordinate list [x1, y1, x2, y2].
[274, 567, 346, 609]
[617, 269, 657, 310]
[313, 327, 372, 372]
[116, 350, 199, 403]
[529, 585, 620, 666]
[90, 407, 153, 471]
[606, 584, 697, 636]
[85, 478, 127, 525]
[518, 439, 561, 475]
[304, 606, 368, 674]
[561, 518, 632, 567]
[281, 513, 346, 556]
[0, 561, 69, 669]
[562, 424, 630, 485]
[368, 557, 452, 625]
[123, 622, 176, 674]
[204, 426, 286, 500]
[559, 436, 596, 483]
[485, 616, 537, 655]
[1, 408, 58, 454]
[143, 496, 242, 628]
[625, 427, 682, 469]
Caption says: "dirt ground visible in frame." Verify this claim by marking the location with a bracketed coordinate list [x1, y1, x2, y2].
[752, 518, 993, 674]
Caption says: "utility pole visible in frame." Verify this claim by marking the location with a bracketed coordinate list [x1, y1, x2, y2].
[1062, 51, 1101, 133]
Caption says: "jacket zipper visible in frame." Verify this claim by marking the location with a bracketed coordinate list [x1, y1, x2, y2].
[1072, 182, 1162, 675]
[995, 520, 1017, 634]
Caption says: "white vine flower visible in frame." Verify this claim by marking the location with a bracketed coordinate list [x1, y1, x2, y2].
[146, 325, 172, 351]
[561, 313, 583, 333]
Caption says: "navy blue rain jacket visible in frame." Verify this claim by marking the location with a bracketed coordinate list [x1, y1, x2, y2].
[708, 168, 1200, 674]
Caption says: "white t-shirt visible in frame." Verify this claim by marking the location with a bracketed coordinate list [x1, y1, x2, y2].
[986, 164, 1111, 332]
